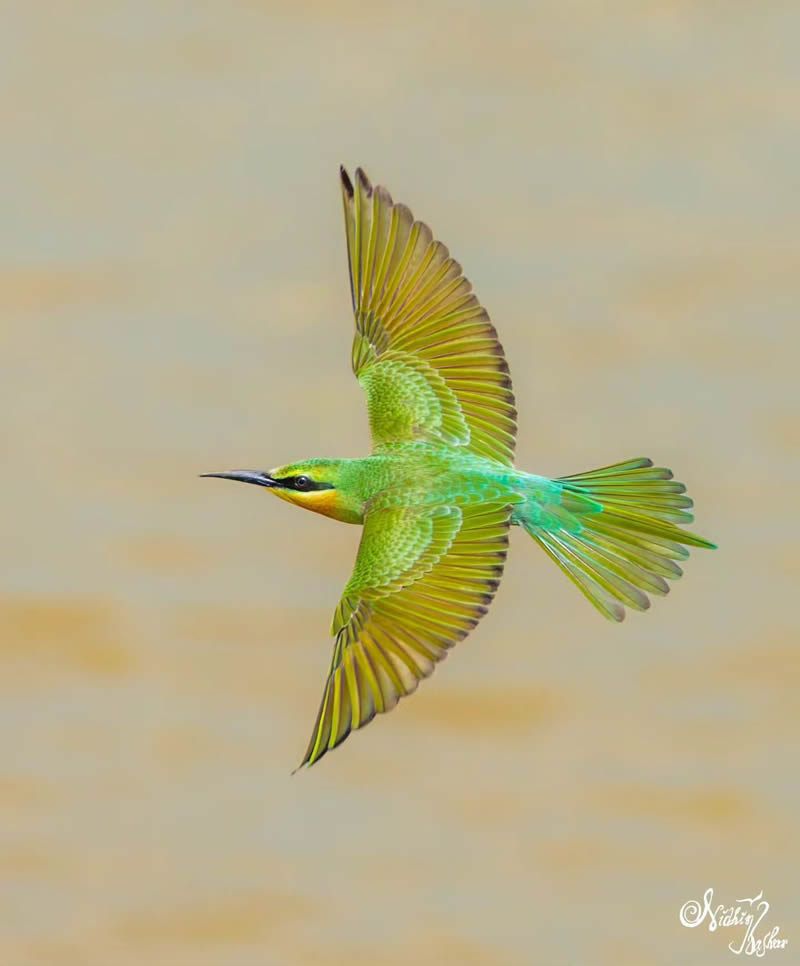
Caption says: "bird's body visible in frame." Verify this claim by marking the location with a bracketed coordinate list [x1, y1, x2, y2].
[205, 166, 715, 767]
[269, 446, 540, 524]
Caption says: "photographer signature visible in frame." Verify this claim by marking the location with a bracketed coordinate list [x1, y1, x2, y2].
[680, 887, 788, 957]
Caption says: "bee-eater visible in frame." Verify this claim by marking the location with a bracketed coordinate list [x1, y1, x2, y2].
[204, 166, 715, 768]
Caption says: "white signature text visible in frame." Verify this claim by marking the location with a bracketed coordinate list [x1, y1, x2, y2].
[679, 887, 788, 957]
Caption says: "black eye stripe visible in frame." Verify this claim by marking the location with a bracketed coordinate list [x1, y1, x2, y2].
[273, 475, 334, 492]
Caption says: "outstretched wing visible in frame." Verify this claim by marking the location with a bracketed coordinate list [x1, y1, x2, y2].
[340, 166, 517, 466]
[298, 500, 512, 768]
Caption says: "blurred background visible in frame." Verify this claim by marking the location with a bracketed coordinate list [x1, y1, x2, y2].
[2, 3, 798, 964]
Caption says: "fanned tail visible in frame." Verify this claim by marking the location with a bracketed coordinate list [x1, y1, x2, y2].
[523, 458, 716, 622]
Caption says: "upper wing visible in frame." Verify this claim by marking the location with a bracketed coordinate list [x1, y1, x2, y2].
[340, 166, 517, 466]
[298, 499, 513, 768]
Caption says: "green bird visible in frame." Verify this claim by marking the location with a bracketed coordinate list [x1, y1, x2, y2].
[204, 166, 715, 768]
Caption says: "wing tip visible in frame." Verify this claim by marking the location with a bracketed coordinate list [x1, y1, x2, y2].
[342, 164, 377, 202]
[375, 183, 393, 206]
[340, 164, 354, 199]
[355, 166, 373, 196]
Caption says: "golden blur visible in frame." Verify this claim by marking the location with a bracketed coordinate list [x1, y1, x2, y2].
[2, 2, 798, 965]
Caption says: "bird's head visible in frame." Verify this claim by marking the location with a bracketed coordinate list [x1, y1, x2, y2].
[201, 458, 363, 524]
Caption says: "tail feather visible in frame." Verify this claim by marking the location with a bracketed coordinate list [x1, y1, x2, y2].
[525, 458, 716, 622]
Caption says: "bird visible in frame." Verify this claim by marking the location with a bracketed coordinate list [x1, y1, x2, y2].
[203, 166, 716, 768]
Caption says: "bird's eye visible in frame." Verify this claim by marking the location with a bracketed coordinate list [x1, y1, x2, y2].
[294, 476, 311, 490]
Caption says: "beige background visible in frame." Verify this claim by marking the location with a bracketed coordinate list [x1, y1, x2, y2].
[2, 3, 798, 964]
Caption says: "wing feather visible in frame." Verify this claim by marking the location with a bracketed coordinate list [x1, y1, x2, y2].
[298, 501, 511, 767]
[341, 166, 517, 466]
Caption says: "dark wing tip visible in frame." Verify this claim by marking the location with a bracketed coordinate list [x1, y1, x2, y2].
[375, 184, 394, 207]
[340, 165, 354, 198]
[355, 166, 373, 196]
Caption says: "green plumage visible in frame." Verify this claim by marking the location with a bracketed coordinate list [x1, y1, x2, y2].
[205, 166, 716, 768]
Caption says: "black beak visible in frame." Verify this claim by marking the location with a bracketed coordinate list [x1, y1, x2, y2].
[200, 470, 277, 488]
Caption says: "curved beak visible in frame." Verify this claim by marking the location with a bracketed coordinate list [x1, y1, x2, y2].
[200, 470, 277, 488]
